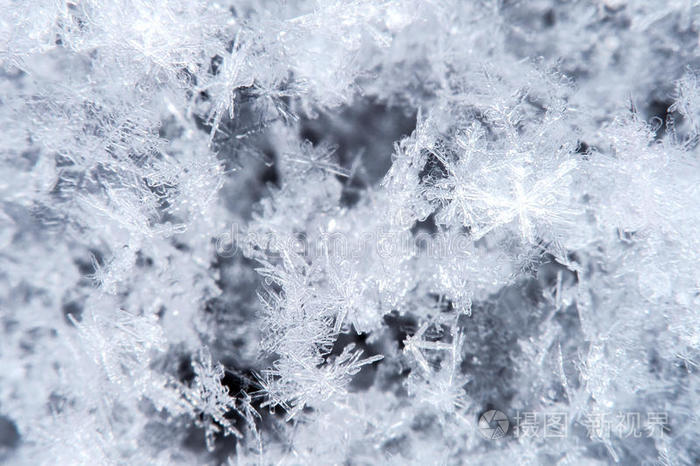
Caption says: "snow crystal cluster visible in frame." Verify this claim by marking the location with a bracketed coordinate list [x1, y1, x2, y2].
[1, 1, 699, 464]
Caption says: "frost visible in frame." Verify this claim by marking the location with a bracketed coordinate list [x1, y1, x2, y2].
[183, 348, 243, 452]
[1, 0, 700, 464]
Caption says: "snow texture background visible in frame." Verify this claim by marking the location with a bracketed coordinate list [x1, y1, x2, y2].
[0, 1, 699, 464]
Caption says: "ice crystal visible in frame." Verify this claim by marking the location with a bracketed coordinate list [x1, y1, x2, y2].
[1, 0, 699, 464]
